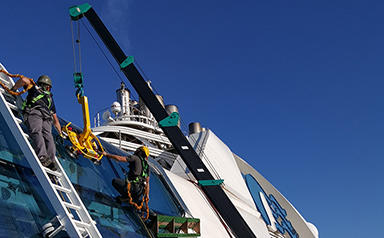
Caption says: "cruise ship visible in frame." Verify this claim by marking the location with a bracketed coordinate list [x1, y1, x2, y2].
[0, 3, 319, 238]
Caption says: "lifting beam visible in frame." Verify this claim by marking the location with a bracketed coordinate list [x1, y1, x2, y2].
[62, 72, 104, 163]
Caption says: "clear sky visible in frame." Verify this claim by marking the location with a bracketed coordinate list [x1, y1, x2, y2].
[1, 1, 382, 237]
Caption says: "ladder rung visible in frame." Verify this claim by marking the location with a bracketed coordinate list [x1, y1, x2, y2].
[22, 132, 30, 139]
[63, 201, 81, 211]
[6, 101, 18, 111]
[0, 87, 15, 98]
[0, 76, 10, 84]
[72, 219, 91, 229]
[15, 117, 22, 124]
[44, 167, 62, 177]
[52, 184, 71, 194]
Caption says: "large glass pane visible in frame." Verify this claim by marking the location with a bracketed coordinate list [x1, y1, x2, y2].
[0, 111, 185, 237]
[0, 111, 27, 166]
[0, 161, 60, 237]
[0, 112, 60, 237]
[55, 119, 184, 236]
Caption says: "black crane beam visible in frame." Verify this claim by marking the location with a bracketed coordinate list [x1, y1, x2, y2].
[71, 4, 256, 238]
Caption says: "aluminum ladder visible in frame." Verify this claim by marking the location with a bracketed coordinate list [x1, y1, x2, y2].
[0, 71, 102, 238]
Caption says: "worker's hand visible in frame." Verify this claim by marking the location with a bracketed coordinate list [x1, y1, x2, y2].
[97, 149, 107, 157]
[60, 132, 67, 139]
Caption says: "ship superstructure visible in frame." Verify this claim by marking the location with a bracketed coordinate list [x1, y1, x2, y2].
[92, 79, 320, 238]
[0, 3, 319, 238]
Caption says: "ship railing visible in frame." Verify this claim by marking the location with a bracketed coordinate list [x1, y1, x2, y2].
[94, 109, 159, 129]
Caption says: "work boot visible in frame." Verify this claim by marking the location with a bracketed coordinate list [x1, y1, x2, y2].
[48, 160, 58, 171]
[39, 156, 52, 168]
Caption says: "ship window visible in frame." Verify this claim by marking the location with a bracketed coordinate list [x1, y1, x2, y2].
[98, 131, 143, 144]
[0, 111, 183, 237]
[0, 159, 56, 237]
[55, 135, 149, 237]
[54, 119, 184, 235]
[0, 113, 27, 166]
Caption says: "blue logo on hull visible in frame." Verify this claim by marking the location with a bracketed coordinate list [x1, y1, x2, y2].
[245, 174, 299, 238]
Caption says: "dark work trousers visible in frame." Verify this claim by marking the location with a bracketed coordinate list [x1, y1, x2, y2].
[25, 109, 55, 162]
[112, 178, 144, 203]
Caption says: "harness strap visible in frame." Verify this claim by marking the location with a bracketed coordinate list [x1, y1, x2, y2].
[22, 90, 52, 110]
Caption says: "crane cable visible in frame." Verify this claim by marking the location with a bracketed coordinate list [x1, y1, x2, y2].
[70, 19, 82, 74]
[0, 69, 36, 96]
[72, 19, 151, 220]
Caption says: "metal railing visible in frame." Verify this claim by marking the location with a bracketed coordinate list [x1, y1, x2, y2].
[93, 107, 160, 129]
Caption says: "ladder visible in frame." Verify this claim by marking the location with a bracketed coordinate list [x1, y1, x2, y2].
[0, 72, 102, 238]
[150, 215, 200, 237]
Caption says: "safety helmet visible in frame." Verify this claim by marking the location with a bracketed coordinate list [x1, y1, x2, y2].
[137, 146, 150, 158]
[37, 75, 52, 87]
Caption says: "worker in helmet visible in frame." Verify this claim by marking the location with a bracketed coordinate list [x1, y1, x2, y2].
[11, 75, 62, 170]
[102, 146, 150, 204]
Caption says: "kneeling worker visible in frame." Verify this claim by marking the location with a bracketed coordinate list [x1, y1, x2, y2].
[102, 146, 150, 204]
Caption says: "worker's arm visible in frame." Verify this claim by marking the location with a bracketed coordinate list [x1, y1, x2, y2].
[11, 76, 33, 91]
[52, 113, 62, 135]
[102, 151, 128, 162]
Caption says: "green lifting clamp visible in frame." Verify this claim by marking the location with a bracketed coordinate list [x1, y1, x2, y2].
[159, 112, 179, 127]
[198, 179, 224, 186]
[69, 3, 92, 21]
[120, 56, 135, 69]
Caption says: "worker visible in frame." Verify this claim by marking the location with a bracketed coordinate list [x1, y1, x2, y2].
[11, 75, 62, 170]
[101, 146, 150, 204]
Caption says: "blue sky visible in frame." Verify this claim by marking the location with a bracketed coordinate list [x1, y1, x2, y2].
[1, 1, 383, 237]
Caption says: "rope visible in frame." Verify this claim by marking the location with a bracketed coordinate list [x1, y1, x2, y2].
[70, 20, 77, 73]
[80, 18, 143, 103]
[77, 20, 82, 73]
[189, 179, 235, 237]
[0, 69, 36, 96]
[126, 177, 150, 221]
[81, 19, 125, 84]
[135, 60, 223, 182]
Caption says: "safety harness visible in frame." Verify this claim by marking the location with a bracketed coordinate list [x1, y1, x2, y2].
[126, 155, 150, 220]
[129, 155, 149, 183]
[22, 89, 52, 111]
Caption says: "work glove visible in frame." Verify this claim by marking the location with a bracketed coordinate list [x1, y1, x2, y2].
[60, 131, 68, 139]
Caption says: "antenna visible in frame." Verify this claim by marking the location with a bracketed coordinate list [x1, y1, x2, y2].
[111, 101, 121, 116]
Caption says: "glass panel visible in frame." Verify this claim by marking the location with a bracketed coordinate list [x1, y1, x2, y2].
[0, 112, 27, 166]
[0, 112, 61, 237]
[0, 111, 185, 237]
[55, 119, 184, 235]
[0, 160, 56, 237]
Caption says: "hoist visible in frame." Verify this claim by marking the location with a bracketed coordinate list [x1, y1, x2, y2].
[61, 9, 106, 164]
[61, 72, 105, 163]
